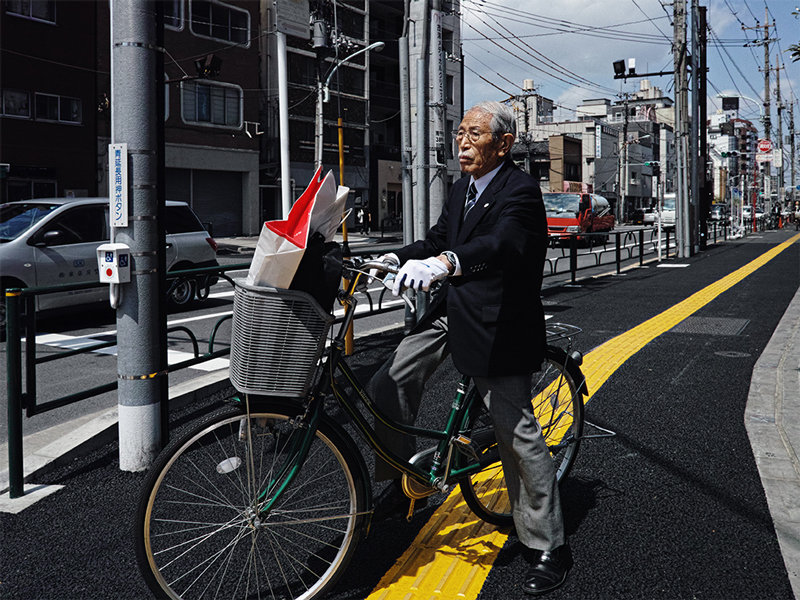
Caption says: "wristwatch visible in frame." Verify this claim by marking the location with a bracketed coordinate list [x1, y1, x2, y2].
[442, 250, 458, 275]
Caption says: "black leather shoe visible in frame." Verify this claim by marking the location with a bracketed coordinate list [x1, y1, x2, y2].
[372, 480, 428, 521]
[522, 544, 572, 596]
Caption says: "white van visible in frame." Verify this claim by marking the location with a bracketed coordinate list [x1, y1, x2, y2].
[660, 193, 676, 226]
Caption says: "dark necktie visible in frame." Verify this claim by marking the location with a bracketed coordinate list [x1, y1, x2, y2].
[463, 183, 478, 221]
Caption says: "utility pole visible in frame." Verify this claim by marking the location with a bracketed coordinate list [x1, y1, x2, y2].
[674, 0, 691, 258]
[775, 54, 784, 207]
[414, 0, 430, 243]
[111, 0, 163, 471]
[618, 93, 630, 224]
[697, 4, 709, 250]
[690, 0, 700, 252]
[790, 100, 796, 194]
[743, 10, 774, 213]
[429, 1, 447, 224]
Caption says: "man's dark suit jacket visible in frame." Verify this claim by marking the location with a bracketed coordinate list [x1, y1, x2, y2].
[394, 159, 548, 377]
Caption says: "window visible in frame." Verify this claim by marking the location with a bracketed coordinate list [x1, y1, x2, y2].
[181, 81, 242, 128]
[45, 206, 108, 245]
[5, 0, 56, 23]
[190, 0, 249, 45]
[163, 0, 182, 30]
[2, 89, 30, 118]
[34, 93, 82, 124]
[446, 75, 454, 105]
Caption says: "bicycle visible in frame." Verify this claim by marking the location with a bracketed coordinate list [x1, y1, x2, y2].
[134, 258, 588, 600]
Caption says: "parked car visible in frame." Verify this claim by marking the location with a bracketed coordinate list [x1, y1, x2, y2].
[643, 208, 657, 225]
[709, 204, 730, 222]
[0, 197, 218, 331]
[543, 192, 615, 244]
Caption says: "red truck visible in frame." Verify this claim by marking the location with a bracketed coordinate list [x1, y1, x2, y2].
[543, 192, 615, 244]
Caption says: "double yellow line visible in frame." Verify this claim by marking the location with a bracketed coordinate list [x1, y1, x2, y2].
[367, 233, 800, 600]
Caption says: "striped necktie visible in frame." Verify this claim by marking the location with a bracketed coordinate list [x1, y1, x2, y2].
[463, 183, 478, 221]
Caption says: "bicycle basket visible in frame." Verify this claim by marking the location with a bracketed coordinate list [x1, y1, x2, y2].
[229, 279, 334, 397]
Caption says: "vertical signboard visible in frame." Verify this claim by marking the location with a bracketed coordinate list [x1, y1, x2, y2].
[109, 143, 128, 228]
[595, 124, 602, 157]
[275, 0, 310, 39]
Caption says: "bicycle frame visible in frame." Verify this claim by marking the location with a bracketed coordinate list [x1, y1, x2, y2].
[248, 270, 488, 514]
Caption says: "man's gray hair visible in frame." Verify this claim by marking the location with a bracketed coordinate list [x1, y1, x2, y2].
[469, 101, 517, 140]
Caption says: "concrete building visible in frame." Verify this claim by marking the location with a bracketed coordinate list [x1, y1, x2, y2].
[1, 0, 262, 236]
[259, 0, 463, 232]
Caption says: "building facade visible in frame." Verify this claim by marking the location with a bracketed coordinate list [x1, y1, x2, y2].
[2, 0, 261, 236]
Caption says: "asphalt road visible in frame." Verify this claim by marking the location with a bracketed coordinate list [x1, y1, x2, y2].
[1, 229, 797, 599]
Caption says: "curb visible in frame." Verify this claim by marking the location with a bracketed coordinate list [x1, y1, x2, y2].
[745, 286, 800, 599]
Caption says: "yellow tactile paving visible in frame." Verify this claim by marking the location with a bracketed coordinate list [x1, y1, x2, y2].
[366, 233, 800, 600]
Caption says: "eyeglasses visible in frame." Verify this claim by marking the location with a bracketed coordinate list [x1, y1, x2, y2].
[452, 129, 489, 144]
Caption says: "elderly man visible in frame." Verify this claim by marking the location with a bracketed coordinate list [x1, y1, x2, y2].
[369, 101, 571, 596]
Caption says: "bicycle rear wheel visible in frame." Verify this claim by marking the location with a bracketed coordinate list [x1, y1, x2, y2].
[459, 346, 584, 526]
[135, 402, 368, 600]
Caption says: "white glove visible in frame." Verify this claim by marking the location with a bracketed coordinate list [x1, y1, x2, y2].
[392, 257, 449, 296]
[368, 253, 399, 283]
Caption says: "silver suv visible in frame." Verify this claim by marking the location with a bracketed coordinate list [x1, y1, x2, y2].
[0, 197, 219, 323]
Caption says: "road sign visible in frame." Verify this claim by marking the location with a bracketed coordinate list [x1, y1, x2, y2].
[757, 138, 772, 153]
[756, 153, 772, 163]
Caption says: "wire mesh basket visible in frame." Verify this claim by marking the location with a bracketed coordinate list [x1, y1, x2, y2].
[229, 278, 334, 397]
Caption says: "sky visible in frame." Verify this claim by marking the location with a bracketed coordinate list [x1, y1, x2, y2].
[459, 0, 800, 140]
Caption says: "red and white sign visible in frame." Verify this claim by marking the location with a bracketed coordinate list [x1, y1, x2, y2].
[757, 138, 773, 153]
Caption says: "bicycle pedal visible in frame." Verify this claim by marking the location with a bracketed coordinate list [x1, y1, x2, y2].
[452, 435, 480, 463]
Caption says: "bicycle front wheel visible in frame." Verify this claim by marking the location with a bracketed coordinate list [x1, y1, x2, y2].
[135, 403, 368, 600]
[459, 346, 584, 527]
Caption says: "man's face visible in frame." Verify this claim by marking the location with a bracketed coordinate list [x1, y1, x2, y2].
[456, 109, 513, 178]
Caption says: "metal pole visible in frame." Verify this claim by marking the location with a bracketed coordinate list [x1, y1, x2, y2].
[690, 0, 700, 252]
[315, 79, 324, 169]
[428, 3, 446, 225]
[399, 35, 413, 247]
[277, 32, 292, 217]
[6, 291, 24, 498]
[112, 0, 162, 471]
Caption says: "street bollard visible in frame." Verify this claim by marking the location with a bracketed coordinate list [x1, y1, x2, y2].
[615, 232, 622, 274]
[569, 235, 577, 284]
[6, 290, 24, 499]
[639, 229, 644, 266]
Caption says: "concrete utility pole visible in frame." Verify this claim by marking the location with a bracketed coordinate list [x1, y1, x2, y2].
[775, 54, 784, 205]
[690, 0, 700, 253]
[619, 94, 629, 224]
[674, 0, 691, 258]
[790, 101, 796, 193]
[697, 5, 710, 250]
[414, 0, 430, 243]
[429, 1, 447, 224]
[111, 0, 163, 471]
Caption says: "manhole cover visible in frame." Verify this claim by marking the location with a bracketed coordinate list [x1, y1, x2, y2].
[714, 350, 751, 358]
[671, 317, 749, 336]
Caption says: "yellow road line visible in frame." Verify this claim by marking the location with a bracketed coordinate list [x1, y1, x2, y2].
[366, 233, 800, 600]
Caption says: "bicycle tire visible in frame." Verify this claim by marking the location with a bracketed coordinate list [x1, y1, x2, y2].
[459, 346, 584, 527]
[134, 402, 369, 600]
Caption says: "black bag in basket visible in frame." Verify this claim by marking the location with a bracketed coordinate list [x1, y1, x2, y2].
[289, 231, 343, 312]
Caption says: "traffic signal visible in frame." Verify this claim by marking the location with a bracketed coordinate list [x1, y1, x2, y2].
[644, 160, 660, 176]
[720, 151, 738, 158]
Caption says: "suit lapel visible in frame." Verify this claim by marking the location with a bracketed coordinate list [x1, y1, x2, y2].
[456, 161, 514, 244]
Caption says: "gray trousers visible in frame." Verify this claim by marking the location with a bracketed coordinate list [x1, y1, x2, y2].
[368, 314, 565, 551]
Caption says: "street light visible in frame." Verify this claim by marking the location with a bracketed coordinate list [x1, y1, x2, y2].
[315, 41, 385, 169]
